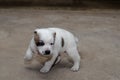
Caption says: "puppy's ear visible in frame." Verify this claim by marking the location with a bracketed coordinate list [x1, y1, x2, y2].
[53, 32, 56, 43]
[53, 32, 56, 39]
[34, 31, 37, 34]
[34, 30, 39, 43]
[27, 30, 39, 54]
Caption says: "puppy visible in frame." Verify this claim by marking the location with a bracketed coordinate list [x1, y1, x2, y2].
[24, 28, 80, 73]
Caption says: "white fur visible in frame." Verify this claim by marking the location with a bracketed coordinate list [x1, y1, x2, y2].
[24, 28, 80, 73]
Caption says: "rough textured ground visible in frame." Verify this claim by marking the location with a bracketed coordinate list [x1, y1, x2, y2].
[0, 8, 120, 80]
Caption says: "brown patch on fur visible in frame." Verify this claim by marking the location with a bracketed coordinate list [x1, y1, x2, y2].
[61, 37, 64, 47]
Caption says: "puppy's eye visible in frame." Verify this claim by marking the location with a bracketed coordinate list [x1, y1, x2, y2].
[36, 41, 45, 46]
[50, 43, 54, 45]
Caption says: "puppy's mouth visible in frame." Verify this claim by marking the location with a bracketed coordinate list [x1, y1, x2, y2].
[37, 50, 52, 57]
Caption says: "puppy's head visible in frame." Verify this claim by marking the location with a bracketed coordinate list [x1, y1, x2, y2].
[34, 29, 56, 56]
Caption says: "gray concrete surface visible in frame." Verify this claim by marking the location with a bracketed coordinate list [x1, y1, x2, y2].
[0, 8, 120, 80]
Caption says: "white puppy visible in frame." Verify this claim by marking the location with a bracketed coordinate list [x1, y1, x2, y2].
[24, 28, 80, 73]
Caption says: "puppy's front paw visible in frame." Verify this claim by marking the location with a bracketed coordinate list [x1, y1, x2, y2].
[71, 65, 79, 72]
[40, 67, 50, 73]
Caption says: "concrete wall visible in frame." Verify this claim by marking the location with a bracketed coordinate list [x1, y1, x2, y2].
[0, 0, 120, 8]
[0, 0, 73, 6]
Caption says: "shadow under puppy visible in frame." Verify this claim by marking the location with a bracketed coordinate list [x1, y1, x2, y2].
[24, 28, 80, 73]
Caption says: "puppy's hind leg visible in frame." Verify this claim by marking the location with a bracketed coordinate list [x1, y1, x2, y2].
[66, 47, 80, 72]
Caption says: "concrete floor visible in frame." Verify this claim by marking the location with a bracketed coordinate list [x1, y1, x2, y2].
[0, 8, 120, 80]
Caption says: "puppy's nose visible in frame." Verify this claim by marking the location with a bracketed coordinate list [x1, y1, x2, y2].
[45, 50, 50, 55]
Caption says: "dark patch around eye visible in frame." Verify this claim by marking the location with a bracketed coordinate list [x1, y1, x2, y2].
[36, 40, 45, 46]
